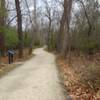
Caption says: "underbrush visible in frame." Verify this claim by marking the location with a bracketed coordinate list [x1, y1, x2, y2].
[81, 64, 100, 90]
[57, 52, 100, 99]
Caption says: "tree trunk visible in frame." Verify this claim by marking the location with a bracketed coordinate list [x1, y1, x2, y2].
[0, 0, 6, 26]
[33, 0, 38, 43]
[57, 0, 70, 53]
[15, 0, 23, 58]
[0, 0, 6, 56]
[57, 12, 66, 52]
[47, 18, 52, 48]
[61, 0, 73, 57]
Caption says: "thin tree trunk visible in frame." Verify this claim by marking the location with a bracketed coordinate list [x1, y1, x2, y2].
[33, 0, 38, 43]
[15, 0, 23, 58]
[47, 18, 52, 48]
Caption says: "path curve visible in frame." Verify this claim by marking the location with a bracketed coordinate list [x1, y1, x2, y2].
[0, 48, 67, 100]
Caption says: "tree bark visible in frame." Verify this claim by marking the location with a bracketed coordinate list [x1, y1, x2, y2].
[0, 0, 6, 26]
[57, 11, 66, 52]
[61, 0, 73, 57]
[47, 17, 52, 47]
[0, 0, 6, 56]
[15, 0, 23, 58]
[57, 0, 73, 55]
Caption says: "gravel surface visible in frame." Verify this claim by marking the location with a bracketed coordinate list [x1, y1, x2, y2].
[0, 48, 67, 100]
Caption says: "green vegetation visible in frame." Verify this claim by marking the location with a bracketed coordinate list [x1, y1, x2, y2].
[24, 33, 31, 47]
[48, 33, 56, 50]
[71, 32, 100, 53]
[0, 27, 19, 49]
[5, 27, 19, 49]
[0, 27, 33, 49]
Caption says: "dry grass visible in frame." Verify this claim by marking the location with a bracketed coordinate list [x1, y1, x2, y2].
[56, 53, 100, 100]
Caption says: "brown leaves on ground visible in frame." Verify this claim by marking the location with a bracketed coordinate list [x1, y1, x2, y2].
[57, 55, 100, 100]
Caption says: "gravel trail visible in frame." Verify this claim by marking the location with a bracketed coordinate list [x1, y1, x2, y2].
[0, 48, 67, 100]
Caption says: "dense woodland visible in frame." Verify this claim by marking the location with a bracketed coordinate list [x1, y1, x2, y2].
[1, 0, 100, 56]
[0, 0, 100, 99]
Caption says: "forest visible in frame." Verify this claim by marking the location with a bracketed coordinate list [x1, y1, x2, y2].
[0, 0, 100, 99]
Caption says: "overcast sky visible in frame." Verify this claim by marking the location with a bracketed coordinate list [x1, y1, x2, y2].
[7, 0, 43, 28]
[7, 0, 100, 30]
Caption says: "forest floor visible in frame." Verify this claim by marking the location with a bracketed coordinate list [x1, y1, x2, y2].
[57, 53, 100, 100]
[0, 48, 68, 100]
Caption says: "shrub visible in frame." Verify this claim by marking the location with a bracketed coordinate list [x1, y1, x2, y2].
[48, 33, 56, 50]
[0, 27, 19, 49]
[24, 33, 31, 47]
[71, 31, 100, 54]
[33, 39, 42, 47]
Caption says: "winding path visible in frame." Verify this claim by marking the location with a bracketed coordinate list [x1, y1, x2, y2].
[0, 48, 67, 100]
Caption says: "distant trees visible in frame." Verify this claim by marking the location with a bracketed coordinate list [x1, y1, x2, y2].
[71, 0, 100, 54]
[77, 0, 98, 54]
[40, 0, 100, 57]
[0, 0, 100, 58]
[55, 0, 100, 56]
[43, 0, 53, 47]
[42, 0, 61, 50]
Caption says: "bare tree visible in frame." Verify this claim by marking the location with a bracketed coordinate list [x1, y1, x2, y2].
[15, 0, 23, 58]
[56, 0, 66, 52]
[0, 0, 6, 56]
[43, 0, 52, 46]
[56, 0, 73, 57]
[43, 0, 59, 48]
[0, 0, 6, 26]
[73, 0, 100, 54]
[31, 0, 38, 43]
[62, 0, 73, 57]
